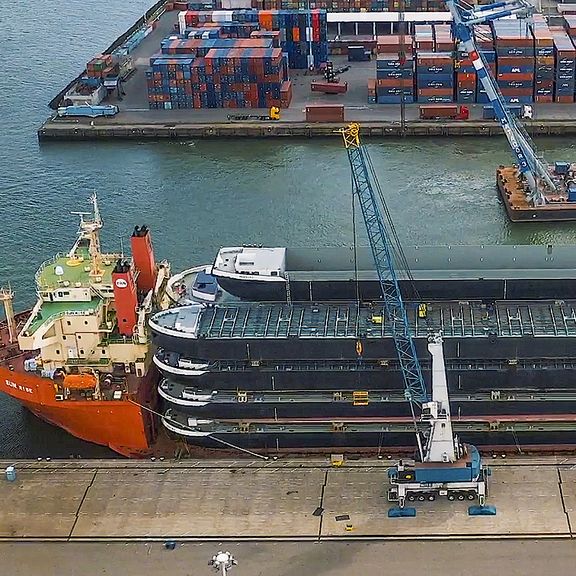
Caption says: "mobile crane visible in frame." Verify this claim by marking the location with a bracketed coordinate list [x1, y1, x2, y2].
[447, 0, 576, 210]
[340, 123, 495, 517]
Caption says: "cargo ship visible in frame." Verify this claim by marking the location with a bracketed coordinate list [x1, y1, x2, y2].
[6, 203, 576, 456]
[209, 244, 576, 302]
[150, 252, 576, 454]
[0, 196, 170, 457]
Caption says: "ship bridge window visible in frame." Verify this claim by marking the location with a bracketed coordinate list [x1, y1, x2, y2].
[239, 261, 254, 266]
[271, 271, 277, 276]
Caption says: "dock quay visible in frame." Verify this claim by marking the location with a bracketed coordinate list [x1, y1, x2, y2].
[39, 0, 576, 142]
[2, 456, 576, 542]
[37, 116, 576, 141]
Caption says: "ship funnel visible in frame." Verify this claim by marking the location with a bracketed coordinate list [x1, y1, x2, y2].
[131, 225, 157, 293]
[112, 259, 138, 336]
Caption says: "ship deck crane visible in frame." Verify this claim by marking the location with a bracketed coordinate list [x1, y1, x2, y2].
[447, 0, 568, 207]
[340, 123, 495, 517]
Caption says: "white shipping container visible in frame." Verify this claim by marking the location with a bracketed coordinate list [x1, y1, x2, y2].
[221, 0, 252, 8]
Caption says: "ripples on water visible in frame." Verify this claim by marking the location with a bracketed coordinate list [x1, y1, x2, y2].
[1, 0, 576, 457]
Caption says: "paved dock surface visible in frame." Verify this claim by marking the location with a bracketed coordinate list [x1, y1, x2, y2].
[39, 5, 576, 139]
[2, 457, 576, 541]
[2, 540, 576, 576]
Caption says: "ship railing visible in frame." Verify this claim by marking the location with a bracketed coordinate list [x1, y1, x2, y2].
[35, 252, 124, 291]
[24, 303, 101, 338]
[35, 253, 68, 288]
[65, 358, 110, 367]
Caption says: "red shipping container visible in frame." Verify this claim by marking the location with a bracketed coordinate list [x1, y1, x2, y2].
[497, 73, 534, 81]
[417, 88, 453, 96]
[500, 88, 532, 96]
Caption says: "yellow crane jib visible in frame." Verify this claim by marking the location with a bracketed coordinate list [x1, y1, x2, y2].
[338, 123, 361, 149]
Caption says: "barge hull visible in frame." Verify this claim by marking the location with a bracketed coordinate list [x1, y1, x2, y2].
[497, 166, 576, 222]
[171, 430, 576, 452]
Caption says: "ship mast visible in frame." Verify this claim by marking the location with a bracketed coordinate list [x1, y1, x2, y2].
[0, 286, 16, 343]
[71, 194, 104, 279]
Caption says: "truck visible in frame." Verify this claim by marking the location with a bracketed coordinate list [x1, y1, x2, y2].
[419, 104, 469, 120]
[482, 104, 532, 120]
[227, 106, 280, 122]
[56, 104, 119, 118]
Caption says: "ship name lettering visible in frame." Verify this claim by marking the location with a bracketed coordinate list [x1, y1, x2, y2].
[5, 380, 33, 394]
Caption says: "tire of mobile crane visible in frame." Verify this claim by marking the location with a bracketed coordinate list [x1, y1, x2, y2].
[479, 495, 486, 506]
[407, 494, 416, 502]
[428, 494, 436, 501]
[417, 494, 426, 502]
[447, 492, 456, 501]
[457, 493, 465, 501]
[467, 492, 476, 501]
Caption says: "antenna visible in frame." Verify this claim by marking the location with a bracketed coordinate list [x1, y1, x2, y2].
[91, 193, 102, 227]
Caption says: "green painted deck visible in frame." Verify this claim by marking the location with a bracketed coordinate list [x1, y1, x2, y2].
[25, 299, 102, 336]
[36, 247, 116, 290]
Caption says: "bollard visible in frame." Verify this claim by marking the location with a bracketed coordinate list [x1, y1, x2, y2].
[5, 466, 16, 482]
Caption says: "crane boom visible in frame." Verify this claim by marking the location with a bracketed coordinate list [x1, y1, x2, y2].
[340, 124, 427, 406]
[447, 0, 559, 206]
[340, 124, 493, 516]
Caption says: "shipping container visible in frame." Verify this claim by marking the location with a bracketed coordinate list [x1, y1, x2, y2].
[305, 104, 344, 122]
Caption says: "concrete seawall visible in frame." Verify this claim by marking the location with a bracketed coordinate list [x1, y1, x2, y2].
[37, 118, 576, 140]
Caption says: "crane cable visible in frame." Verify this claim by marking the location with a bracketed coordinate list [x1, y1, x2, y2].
[356, 141, 432, 456]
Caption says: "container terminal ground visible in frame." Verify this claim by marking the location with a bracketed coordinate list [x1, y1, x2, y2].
[2, 456, 576, 541]
[37, 7, 576, 141]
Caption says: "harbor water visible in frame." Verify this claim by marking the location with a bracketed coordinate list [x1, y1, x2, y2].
[2, 0, 576, 458]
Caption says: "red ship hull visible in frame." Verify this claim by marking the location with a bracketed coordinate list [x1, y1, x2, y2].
[0, 365, 156, 457]
[0, 312, 159, 458]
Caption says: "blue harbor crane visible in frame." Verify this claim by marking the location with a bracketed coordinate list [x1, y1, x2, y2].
[340, 123, 495, 517]
[447, 0, 573, 207]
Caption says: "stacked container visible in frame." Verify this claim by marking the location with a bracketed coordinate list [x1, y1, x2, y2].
[492, 19, 534, 104]
[454, 49, 476, 104]
[257, 10, 328, 69]
[416, 52, 453, 103]
[147, 46, 289, 109]
[414, 28, 452, 104]
[160, 38, 274, 56]
[248, 0, 439, 10]
[86, 55, 118, 80]
[205, 47, 283, 108]
[375, 35, 414, 104]
[177, 9, 328, 68]
[147, 57, 195, 109]
[531, 14, 554, 103]
[551, 26, 576, 103]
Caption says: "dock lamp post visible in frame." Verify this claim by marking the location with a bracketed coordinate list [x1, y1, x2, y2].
[209, 551, 237, 576]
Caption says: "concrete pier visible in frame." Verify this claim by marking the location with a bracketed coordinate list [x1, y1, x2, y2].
[1, 457, 576, 541]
